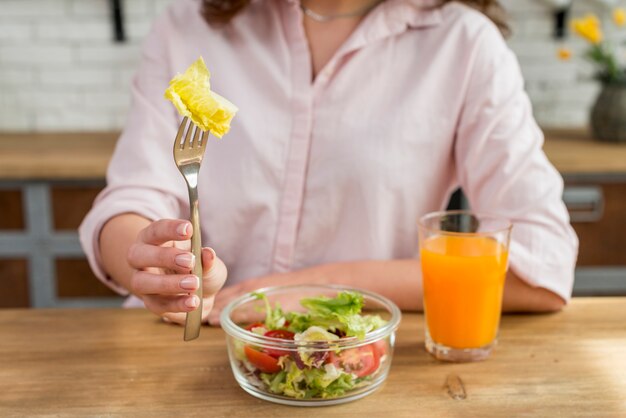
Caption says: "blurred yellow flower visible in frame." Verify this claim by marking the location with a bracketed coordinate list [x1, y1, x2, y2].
[613, 8, 626, 26]
[557, 47, 572, 61]
[571, 14, 603, 44]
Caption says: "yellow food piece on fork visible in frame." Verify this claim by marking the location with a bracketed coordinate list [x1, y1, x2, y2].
[164, 57, 238, 138]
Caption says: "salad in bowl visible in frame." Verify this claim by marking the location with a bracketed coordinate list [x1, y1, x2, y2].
[220, 285, 401, 406]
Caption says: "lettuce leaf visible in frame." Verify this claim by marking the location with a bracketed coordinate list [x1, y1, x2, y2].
[261, 360, 358, 399]
[300, 291, 386, 339]
[252, 290, 386, 340]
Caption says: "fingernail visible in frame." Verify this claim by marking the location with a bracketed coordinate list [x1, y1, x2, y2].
[180, 276, 199, 290]
[177, 223, 190, 237]
[205, 247, 215, 261]
[185, 295, 199, 308]
[175, 253, 195, 268]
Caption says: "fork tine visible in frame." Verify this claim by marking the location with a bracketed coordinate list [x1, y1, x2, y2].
[174, 116, 189, 150]
[200, 130, 209, 148]
[192, 126, 201, 148]
[182, 119, 194, 149]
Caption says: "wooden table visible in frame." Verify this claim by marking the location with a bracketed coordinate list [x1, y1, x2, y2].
[1, 298, 625, 417]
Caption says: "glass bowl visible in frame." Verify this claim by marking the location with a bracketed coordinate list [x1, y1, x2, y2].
[220, 284, 402, 406]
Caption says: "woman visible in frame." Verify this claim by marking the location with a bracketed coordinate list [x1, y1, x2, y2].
[80, 0, 578, 325]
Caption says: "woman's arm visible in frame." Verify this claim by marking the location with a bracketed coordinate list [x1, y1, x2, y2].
[208, 259, 564, 324]
[99, 213, 152, 291]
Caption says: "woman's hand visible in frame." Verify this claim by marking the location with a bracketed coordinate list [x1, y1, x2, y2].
[126, 219, 228, 324]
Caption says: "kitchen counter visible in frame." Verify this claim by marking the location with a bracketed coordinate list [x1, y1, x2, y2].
[1, 130, 626, 179]
[0, 298, 625, 417]
[0, 132, 117, 180]
[542, 129, 626, 177]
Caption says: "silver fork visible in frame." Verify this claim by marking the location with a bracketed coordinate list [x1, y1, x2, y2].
[173, 116, 209, 341]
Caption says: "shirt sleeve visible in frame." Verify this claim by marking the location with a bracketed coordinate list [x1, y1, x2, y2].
[79, 13, 188, 294]
[454, 23, 579, 302]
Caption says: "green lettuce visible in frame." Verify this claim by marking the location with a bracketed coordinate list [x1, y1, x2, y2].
[252, 290, 387, 340]
[261, 359, 358, 399]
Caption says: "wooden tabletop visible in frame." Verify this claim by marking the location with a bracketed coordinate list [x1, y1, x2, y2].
[1, 130, 626, 180]
[1, 298, 625, 417]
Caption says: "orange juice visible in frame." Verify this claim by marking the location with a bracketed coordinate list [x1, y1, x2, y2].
[421, 235, 508, 349]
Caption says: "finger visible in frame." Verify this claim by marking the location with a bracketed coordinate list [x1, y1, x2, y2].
[202, 248, 228, 296]
[162, 297, 215, 325]
[201, 297, 215, 324]
[127, 243, 195, 272]
[143, 294, 200, 316]
[162, 312, 186, 325]
[138, 219, 192, 246]
[130, 270, 199, 296]
[173, 239, 191, 251]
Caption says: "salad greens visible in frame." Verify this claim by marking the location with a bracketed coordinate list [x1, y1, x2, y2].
[253, 290, 387, 340]
[235, 291, 389, 400]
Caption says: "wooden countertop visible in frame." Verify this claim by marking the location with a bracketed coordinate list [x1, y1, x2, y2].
[0, 298, 625, 417]
[1, 130, 626, 180]
[542, 129, 626, 175]
[0, 132, 117, 180]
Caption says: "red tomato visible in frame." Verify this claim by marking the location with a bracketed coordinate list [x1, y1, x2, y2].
[244, 322, 265, 332]
[327, 345, 380, 378]
[263, 330, 295, 358]
[264, 330, 295, 339]
[244, 345, 281, 374]
[372, 339, 388, 360]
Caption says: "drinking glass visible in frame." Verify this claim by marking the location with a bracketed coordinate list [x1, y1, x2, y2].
[417, 210, 512, 362]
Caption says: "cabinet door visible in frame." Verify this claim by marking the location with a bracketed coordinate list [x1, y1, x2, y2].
[564, 181, 626, 296]
[564, 183, 626, 266]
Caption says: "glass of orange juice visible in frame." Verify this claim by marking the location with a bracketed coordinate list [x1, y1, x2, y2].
[417, 210, 512, 362]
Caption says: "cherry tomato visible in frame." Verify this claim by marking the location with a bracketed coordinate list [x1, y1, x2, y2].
[264, 330, 295, 339]
[327, 345, 379, 378]
[244, 345, 281, 374]
[263, 330, 295, 358]
[372, 339, 388, 360]
[244, 322, 265, 332]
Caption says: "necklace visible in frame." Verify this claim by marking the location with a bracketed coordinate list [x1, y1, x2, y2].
[300, 0, 385, 22]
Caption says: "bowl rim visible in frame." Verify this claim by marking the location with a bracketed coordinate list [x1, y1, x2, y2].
[219, 284, 402, 349]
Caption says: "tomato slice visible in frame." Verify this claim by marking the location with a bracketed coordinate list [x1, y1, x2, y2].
[327, 345, 380, 378]
[264, 330, 295, 339]
[244, 322, 265, 332]
[263, 330, 295, 358]
[244, 345, 281, 374]
[372, 339, 388, 360]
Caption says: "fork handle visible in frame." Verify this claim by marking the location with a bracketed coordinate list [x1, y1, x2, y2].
[184, 186, 203, 341]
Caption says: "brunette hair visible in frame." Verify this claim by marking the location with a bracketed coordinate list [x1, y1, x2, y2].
[201, 0, 510, 36]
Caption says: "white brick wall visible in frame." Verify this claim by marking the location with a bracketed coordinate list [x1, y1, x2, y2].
[0, 0, 621, 131]
[0, 0, 168, 131]
[502, 0, 625, 128]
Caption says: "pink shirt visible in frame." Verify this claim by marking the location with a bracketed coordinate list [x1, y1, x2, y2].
[79, 0, 578, 306]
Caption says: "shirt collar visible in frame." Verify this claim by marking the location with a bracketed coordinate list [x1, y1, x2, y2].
[265, 0, 443, 58]
[382, 0, 443, 30]
[336, 0, 442, 56]
[279, 0, 443, 29]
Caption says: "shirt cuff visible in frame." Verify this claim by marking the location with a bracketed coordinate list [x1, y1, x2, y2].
[507, 226, 578, 302]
